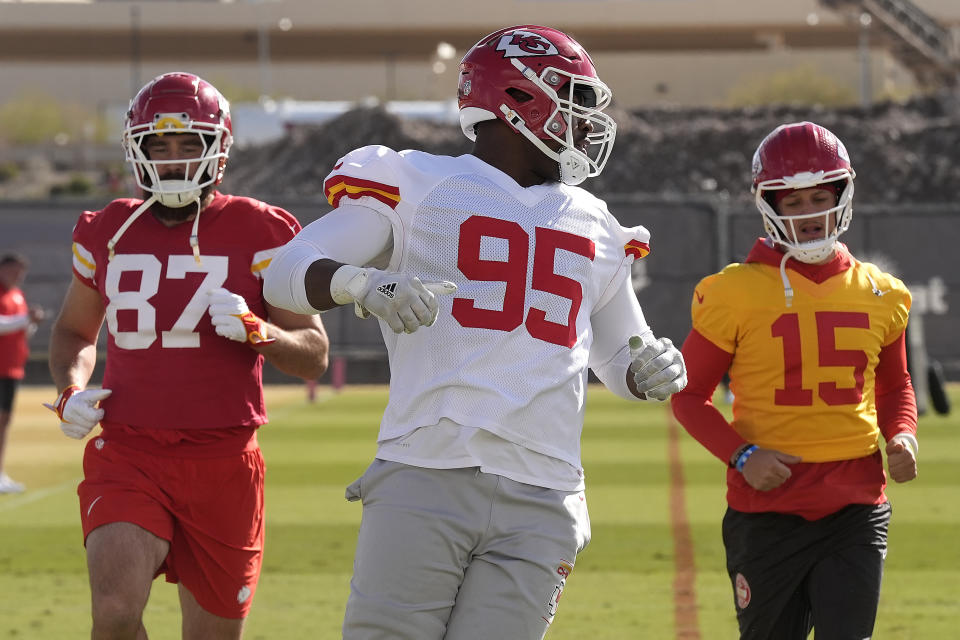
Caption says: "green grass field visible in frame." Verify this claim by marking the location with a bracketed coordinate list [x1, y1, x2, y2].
[1, 385, 958, 639]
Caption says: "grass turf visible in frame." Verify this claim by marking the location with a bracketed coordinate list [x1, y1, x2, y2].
[1, 384, 957, 638]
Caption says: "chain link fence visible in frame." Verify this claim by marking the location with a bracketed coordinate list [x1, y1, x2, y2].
[3, 196, 956, 387]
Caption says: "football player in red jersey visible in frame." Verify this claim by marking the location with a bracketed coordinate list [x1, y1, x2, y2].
[0, 253, 46, 494]
[265, 25, 686, 640]
[47, 72, 328, 639]
[671, 121, 918, 639]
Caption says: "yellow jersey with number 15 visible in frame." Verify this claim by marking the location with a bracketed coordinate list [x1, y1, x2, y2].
[691, 242, 910, 463]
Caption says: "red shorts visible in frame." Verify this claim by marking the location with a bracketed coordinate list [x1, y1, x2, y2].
[78, 433, 265, 619]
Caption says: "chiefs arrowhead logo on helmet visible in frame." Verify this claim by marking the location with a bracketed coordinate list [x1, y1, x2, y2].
[496, 31, 559, 57]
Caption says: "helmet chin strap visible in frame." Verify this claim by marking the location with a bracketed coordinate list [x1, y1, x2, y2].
[155, 180, 203, 208]
[107, 195, 156, 261]
[557, 148, 588, 186]
[776, 240, 838, 308]
[778, 250, 795, 308]
[188, 197, 203, 265]
[106, 191, 204, 264]
[155, 180, 204, 264]
[523, 132, 588, 186]
[498, 104, 589, 186]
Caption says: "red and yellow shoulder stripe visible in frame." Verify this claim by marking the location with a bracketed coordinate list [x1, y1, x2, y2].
[324, 174, 400, 210]
[624, 238, 650, 259]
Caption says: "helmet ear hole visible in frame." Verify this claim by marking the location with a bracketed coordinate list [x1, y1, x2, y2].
[505, 88, 534, 103]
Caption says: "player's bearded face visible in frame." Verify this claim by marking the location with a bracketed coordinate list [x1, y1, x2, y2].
[149, 182, 214, 223]
[142, 133, 214, 222]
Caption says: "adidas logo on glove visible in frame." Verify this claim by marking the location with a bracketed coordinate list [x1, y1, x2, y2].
[376, 282, 398, 299]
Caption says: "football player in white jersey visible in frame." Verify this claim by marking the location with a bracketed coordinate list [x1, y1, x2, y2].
[264, 25, 686, 640]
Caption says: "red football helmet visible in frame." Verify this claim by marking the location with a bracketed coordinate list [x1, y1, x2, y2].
[752, 121, 855, 263]
[458, 25, 616, 186]
[122, 72, 233, 208]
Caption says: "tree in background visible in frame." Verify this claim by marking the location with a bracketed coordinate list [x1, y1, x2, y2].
[725, 64, 858, 107]
[0, 91, 109, 146]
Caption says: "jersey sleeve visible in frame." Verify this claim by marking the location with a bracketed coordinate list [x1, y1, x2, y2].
[286, 204, 394, 266]
[670, 329, 744, 464]
[71, 210, 102, 289]
[595, 217, 650, 311]
[323, 145, 403, 216]
[622, 226, 651, 261]
[588, 272, 653, 402]
[249, 204, 302, 280]
[883, 275, 911, 345]
[690, 272, 737, 354]
[859, 262, 911, 345]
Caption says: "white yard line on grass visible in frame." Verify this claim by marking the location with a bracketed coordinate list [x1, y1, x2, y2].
[0, 477, 79, 512]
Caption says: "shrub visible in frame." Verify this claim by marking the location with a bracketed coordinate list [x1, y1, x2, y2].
[0, 162, 19, 183]
[50, 174, 93, 196]
[0, 92, 109, 145]
[725, 64, 858, 107]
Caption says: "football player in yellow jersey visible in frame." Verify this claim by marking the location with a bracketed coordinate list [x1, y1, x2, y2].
[671, 121, 918, 640]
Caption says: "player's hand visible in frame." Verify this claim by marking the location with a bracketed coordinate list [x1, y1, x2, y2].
[741, 448, 802, 491]
[207, 288, 276, 346]
[28, 306, 48, 323]
[885, 435, 918, 483]
[333, 265, 457, 334]
[43, 386, 112, 440]
[628, 335, 687, 401]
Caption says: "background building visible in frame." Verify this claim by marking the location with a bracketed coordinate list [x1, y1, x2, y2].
[1, 0, 958, 391]
[1, 0, 958, 122]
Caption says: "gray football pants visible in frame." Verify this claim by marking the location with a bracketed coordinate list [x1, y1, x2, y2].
[341, 460, 592, 640]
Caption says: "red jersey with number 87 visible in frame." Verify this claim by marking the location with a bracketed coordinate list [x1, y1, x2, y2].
[71, 192, 301, 429]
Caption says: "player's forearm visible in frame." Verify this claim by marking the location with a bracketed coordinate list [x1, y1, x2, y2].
[591, 346, 641, 401]
[266, 254, 370, 313]
[877, 380, 918, 440]
[671, 392, 745, 462]
[303, 259, 343, 311]
[263, 240, 326, 314]
[874, 332, 918, 441]
[589, 275, 653, 401]
[625, 360, 650, 399]
[264, 204, 394, 314]
[670, 329, 745, 463]
[264, 249, 348, 313]
[256, 324, 329, 380]
[48, 327, 99, 392]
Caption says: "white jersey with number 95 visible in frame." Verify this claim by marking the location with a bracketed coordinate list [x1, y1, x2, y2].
[316, 145, 650, 470]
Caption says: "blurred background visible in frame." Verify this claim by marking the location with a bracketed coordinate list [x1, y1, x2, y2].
[1, 0, 957, 404]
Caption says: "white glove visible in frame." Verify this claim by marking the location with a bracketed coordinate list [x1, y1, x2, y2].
[43, 386, 112, 439]
[628, 334, 687, 401]
[207, 288, 275, 345]
[331, 265, 457, 334]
